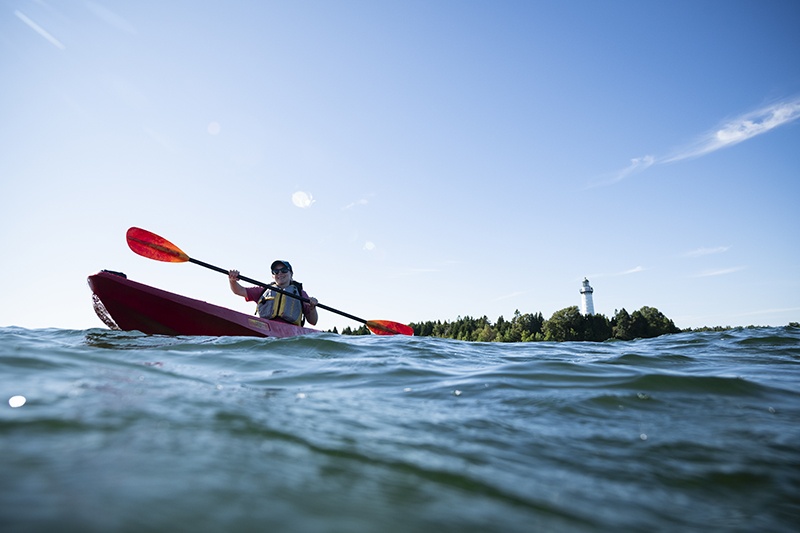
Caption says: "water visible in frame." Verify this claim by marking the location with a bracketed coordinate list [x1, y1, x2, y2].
[2, 326, 799, 532]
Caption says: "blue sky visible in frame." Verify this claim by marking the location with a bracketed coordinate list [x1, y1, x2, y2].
[2, 0, 799, 333]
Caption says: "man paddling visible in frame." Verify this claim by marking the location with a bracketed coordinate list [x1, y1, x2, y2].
[228, 260, 319, 326]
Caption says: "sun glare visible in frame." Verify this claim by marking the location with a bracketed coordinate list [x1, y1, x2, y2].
[292, 191, 315, 208]
[9, 395, 26, 408]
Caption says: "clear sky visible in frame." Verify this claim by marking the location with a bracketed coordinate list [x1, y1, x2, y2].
[2, 0, 799, 333]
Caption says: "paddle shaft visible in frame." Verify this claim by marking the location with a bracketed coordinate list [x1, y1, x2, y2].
[189, 258, 371, 326]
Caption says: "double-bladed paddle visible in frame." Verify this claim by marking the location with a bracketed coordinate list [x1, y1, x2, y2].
[125, 227, 414, 336]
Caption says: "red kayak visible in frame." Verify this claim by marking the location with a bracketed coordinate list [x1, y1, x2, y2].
[87, 270, 319, 338]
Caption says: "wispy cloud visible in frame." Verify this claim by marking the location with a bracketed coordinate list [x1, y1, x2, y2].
[594, 96, 800, 187]
[619, 266, 645, 275]
[86, 1, 137, 35]
[587, 156, 655, 187]
[585, 266, 645, 279]
[684, 246, 730, 257]
[665, 99, 800, 163]
[343, 198, 369, 210]
[15, 10, 64, 49]
[604, 156, 655, 186]
[494, 291, 527, 301]
[693, 266, 746, 277]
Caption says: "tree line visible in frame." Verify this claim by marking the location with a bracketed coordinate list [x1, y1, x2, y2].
[336, 305, 682, 342]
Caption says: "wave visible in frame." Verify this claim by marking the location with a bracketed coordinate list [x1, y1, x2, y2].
[2, 326, 799, 532]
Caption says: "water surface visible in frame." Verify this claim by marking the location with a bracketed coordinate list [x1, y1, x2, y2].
[2, 326, 799, 531]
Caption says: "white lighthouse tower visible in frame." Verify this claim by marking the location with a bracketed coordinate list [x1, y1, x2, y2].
[580, 278, 594, 315]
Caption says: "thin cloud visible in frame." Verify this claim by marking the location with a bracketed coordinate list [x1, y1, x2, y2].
[619, 266, 645, 275]
[595, 96, 800, 186]
[494, 291, 527, 301]
[665, 98, 800, 162]
[15, 10, 65, 49]
[611, 156, 655, 184]
[343, 198, 369, 210]
[694, 266, 746, 277]
[587, 156, 654, 188]
[584, 266, 645, 279]
[684, 246, 730, 257]
[86, 1, 137, 35]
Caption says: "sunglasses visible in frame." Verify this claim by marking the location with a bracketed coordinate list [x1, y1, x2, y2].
[272, 267, 290, 275]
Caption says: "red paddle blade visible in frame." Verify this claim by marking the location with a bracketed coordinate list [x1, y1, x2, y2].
[126, 227, 189, 263]
[366, 320, 414, 336]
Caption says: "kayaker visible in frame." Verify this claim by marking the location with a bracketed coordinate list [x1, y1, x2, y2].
[227, 260, 319, 326]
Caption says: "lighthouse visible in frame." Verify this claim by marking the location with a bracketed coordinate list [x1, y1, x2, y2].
[580, 278, 594, 315]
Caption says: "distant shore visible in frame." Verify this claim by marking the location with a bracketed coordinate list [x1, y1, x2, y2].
[336, 306, 799, 342]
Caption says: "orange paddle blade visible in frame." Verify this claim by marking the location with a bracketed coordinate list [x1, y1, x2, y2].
[366, 320, 414, 336]
[126, 227, 189, 263]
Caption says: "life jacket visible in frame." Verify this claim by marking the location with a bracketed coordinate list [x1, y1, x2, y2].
[256, 281, 305, 326]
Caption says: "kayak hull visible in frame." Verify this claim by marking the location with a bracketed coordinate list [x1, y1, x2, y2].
[87, 270, 319, 338]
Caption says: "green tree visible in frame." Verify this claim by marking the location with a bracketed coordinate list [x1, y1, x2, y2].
[341, 325, 370, 335]
[629, 309, 649, 339]
[613, 306, 679, 339]
[612, 308, 633, 340]
[543, 306, 584, 341]
[583, 313, 612, 341]
[388, 306, 678, 342]
[475, 324, 497, 342]
[635, 306, 680, 337]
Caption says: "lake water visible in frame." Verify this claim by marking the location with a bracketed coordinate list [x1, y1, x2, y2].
[2, 326, 799, 532]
